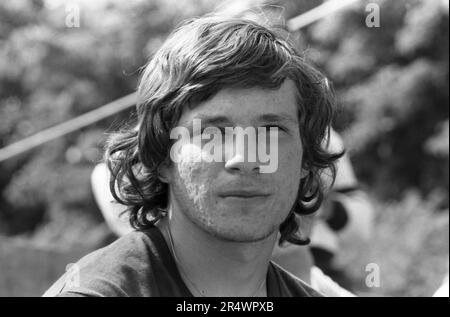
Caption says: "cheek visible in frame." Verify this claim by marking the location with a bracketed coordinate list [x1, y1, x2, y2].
[174, 144, 205, 184]
[279, 137, 303, 171]
[174, 160, 205, 197]
[171, 147, 219, 199]
[276, 142, 303, 193]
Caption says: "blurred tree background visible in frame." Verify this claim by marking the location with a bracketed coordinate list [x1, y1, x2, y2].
[0, 0, 448, 296]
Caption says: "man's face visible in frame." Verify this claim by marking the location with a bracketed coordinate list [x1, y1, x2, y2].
[162, 79, 304, 242]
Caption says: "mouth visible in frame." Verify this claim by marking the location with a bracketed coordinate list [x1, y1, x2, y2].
[218, 190, 270, 199]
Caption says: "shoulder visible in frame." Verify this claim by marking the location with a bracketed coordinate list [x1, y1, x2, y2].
[269, 261, 324, 297]
[45, 229, 159, 297]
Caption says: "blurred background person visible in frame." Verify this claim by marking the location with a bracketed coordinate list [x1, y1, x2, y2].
[271, 128, 374, 291]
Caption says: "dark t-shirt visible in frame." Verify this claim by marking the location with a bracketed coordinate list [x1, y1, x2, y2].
[46, 227, 323, 297]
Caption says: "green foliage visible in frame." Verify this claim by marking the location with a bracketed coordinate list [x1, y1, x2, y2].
[303, 0, 449, 200]
[338, 191, 449, 297]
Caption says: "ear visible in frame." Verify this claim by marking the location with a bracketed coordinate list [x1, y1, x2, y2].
[157, 163, 171, 184]
[300, 154, 309, 179]
[300, 167, 309, 179]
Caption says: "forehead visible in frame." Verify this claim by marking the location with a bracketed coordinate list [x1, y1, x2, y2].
[178, 80, 299, 125]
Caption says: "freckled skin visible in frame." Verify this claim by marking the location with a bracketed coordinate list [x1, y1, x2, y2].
[163, 80, 304, 242]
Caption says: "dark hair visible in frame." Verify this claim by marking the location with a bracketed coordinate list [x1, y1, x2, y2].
[105, 15, 343, 245]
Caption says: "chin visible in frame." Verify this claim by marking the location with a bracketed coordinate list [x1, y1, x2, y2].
[203, 220, 278, 243]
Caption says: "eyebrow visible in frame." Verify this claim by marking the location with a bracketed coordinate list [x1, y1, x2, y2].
[198, 115, 233, 126]
[257, 113, 298, 125]
[179, 113, 298, 127]
[179, 115, 233, 127]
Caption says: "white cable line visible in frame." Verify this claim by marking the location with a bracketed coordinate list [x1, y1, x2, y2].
[0, 93, 137, 162]
[287, 0, 360, 31]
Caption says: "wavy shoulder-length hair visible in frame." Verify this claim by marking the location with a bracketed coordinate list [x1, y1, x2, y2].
[105, 15, 343, 245]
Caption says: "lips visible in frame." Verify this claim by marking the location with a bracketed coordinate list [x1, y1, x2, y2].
[218, 189, 269, 198]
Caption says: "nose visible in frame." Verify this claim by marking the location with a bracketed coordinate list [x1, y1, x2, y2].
[224, 153, 260, 174]
[223, 129, 263, 174]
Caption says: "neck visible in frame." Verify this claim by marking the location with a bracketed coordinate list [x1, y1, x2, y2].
[157, 209, 277, 297]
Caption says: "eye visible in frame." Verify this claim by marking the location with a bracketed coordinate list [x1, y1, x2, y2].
[260, 125, 286, 133]
[201, 126, 226, 135]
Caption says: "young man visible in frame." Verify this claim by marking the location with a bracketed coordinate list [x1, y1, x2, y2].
[88, 130, 365, 296]
[46, 15, 342, 297]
